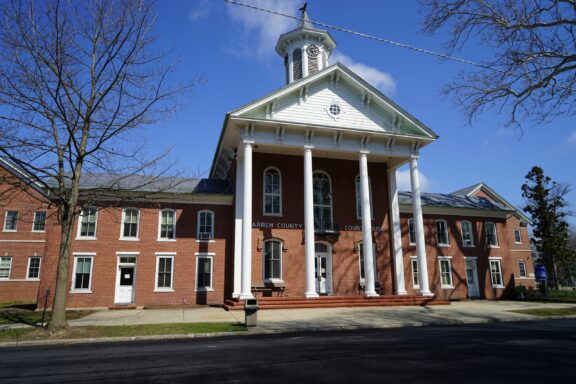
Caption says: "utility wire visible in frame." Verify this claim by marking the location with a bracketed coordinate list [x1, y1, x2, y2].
[223, 0, 496, 72]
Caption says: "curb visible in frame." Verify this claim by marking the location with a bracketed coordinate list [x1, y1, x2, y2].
[2, 313, 576, 348]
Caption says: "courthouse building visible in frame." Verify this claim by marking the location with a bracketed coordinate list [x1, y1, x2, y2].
[0, 10, 535, 309]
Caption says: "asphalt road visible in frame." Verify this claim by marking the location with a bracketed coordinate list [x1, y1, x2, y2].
[1, 319, 575, 383]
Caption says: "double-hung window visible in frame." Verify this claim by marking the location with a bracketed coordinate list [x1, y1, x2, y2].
[461, 220, 474, 247]
[27, 257, 41, 279]
[78, 207, 97, 238]
[436, 220, 450, 246]
[408, 218, 416, 245]
[264, 240, 282, 280]
[0, 257, 12, 279]
[313, 171, 333, 231]
[439, 257, 453, 288]
[121, 208, 139, 240]
[489, 258, 504, 287]
[411, 257, 420, 288]
[518, 261, 527, 278]
[4, 211, 18, 231]
[159, 209, 176, 240]
[33, 211, 46, 232]
[263, 167, 282, 216]
[197, 210, 214, 241]
[358, 242, 377, 282]
[513, 229, 522, 244]
[156, 255, 174, 290]
[72, 256, 93, 291]
[485, 222, 499, 247]
[196, 254, 213, 291]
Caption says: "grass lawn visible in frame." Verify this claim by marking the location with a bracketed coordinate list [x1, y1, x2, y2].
[0, 323, 246, 343]
[0, 307, 94, 326]
[511, 307, 576, 317]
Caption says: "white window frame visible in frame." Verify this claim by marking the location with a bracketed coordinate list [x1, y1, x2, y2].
[196, 210, 215, 241]
[158, 209, 176, 241]
[358, 241, 377, 283]
[355, 174, 373, 220]
[485, 222, 499, 248]
[195, 253, 214, 291]
[410, 256, 420, 289]
[76, 207, 98, 240]
[3, 210, 18, 232]
[513, 228, 522, 244]
[0, 256, 12, 280]
[460, 220, 474, 247]
[120, 208, 140, 241]
[32, 211, 47, 232]
[26, 256, 42, 280]
[313, 170, 334, 231]
[408, 218, 416, 246]
[438, 257, 454, 288]
[435, 220, 450, 247]
[263, 167, 283, 216]
[518, 261, 527, 278]
[489, 257, 504, 288]
[155, 254, 174, 292]
[263, 239, 283, 282]
[71, 254, 95, 293]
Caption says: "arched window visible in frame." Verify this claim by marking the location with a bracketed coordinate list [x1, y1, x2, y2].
[313, 171, 333, 230]
[293, 48, 302, 80]
[158, 209, 176, 240]
[121, 208, 140, 239]
[264, 239, 282, 280]
[263, 167, 282, 215]
[197, 210, 215, 240]
[435, 219, 450, 246]
[355, 175, 373, 220]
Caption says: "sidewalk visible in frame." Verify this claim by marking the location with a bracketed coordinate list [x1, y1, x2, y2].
[68, 300, 576, 333]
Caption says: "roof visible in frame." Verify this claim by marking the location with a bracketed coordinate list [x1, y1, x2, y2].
[49, 174, 233, 195]
[0, 157, 49, 197]
[399, 191, 512, 212]
[450, 182, 530, 223]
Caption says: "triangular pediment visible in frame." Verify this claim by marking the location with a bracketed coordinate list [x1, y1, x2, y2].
[231, 64, 437, 139]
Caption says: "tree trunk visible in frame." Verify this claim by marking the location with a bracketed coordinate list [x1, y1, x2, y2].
[47, 207, 75, 331]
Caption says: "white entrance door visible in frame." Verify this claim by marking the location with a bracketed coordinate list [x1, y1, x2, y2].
[465, 259, 480, 298]
[115, 257, 136, 304]
[314, 243, 332, 295]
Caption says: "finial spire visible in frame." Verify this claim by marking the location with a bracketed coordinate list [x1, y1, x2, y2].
[298, 3, 312, 28]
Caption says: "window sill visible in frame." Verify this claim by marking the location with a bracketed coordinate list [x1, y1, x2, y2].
[157, 238, 176, 242]
[514, 242, 522, 245]
[120, 237, 140, 241]
[491, 285, 505, 289]
[441, 286, 454, 289]
[413, 285, 420, 289]
[437, 244, 451, 248]
[31, 230, 46, 233]
[409, 243, 416, 247]
[196, 239, 215, 243]
[487, 245, 500, 249]
[76, 237, 97, 241]
[70, 290, 92, 294]
[264, 278, 284, 284]
[154, 288, 174, 293]
[463, 245, 475, 248]
[263, 213, 283, 217]
[195, 287, 214, 292]
[25, 278, 40, 281]
[0, 278, 11, 281]
[517, 276, 534, 280]
[3, 229, 17, 233]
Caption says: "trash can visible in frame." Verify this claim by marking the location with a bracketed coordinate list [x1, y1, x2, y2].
[244, 298, 259, 327]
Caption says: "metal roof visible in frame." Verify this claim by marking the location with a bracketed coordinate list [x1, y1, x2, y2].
[399, 191, 512, 211]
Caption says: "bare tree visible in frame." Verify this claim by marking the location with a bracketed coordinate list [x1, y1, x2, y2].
[420, 0, 576, 129]
[0, 0, 194, 331]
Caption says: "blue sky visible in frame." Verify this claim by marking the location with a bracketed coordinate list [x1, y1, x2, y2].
[148, 0, 575, 222]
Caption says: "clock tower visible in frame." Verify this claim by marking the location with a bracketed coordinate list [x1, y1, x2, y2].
[275, 5, 337, 85]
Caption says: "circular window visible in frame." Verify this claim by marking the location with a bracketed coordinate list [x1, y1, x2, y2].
[329, 104, 341, 116]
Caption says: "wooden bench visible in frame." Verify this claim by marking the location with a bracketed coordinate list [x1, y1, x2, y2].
[251, 282, 287, 297]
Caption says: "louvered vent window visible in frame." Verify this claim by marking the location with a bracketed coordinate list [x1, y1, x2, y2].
[293, 48, 302, 80]
[308, 56, 318, 75]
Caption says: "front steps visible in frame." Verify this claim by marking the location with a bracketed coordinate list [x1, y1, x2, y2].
[223, 295, 449, 311]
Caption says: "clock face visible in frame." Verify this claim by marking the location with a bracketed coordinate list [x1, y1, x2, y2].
[306, 44, 320, 58]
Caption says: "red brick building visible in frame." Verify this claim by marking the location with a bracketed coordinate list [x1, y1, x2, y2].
[0, 10, 534, 308]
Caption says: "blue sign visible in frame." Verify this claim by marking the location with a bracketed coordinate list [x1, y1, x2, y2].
[535, 265, 547, 281]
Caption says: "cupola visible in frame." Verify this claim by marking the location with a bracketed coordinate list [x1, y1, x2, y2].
[275, 4, 337, 85]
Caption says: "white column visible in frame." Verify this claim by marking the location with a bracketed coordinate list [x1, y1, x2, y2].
[387, 167, 407, 295]
[303, 146, 319, 298]
[232, 158, 244, 298]
[409, 157, 433, 296]
[359, 151, 378, 297]
[239, 142, 254, 299]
